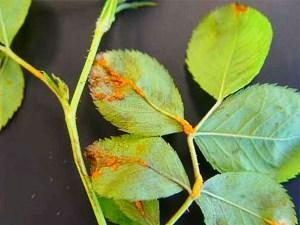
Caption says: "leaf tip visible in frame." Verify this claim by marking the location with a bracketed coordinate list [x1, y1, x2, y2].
[233, 2, 248, 14]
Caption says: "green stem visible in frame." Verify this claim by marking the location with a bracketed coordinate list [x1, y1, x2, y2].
[63, 108, 107, 225]
[0, 46, 67, 107]
[187, 135, 201, 178]
[165, 196, 194, 225]
[194, 99, 222, 132]
[165, 135, 203, 225]
[0, 46, 107, 225]
[70, 0, 118, 114]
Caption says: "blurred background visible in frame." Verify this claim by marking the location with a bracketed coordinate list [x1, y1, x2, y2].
[0, 0, 299, 224]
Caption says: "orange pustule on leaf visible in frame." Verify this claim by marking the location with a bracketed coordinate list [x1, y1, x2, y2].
[85, 145, 148, 179]
[89, 54, 145, 102]
[233, 2, 248, 15]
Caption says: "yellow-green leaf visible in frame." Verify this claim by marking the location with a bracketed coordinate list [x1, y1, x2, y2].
[0, 0, 31, 45]
[186, 3, 272, 100]
[0, 58, 24, 130]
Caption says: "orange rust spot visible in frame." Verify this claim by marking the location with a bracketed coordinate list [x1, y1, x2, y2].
[175, 116, 194, 135]
[265, 220, 286, 225]
[91, 169, 101, 180]
[134, 201, 145, 216]
[86, 145, 148, 179]
[233, 2, 248, 15]
[89, 54, 145, 102]
[191, 176, 203, 199]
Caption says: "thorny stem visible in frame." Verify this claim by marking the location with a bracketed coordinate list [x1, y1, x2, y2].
[70, 0, 118, 114]
[0, 45, 108, 225]
[0, 1, 118, 224]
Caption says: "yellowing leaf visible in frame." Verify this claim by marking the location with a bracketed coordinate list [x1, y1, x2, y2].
[86, 135, 190, 200]
[186, 3, 272, 99]
[89, 50, 190, 136]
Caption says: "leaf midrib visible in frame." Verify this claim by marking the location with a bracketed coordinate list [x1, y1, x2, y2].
[196, 131, 300, 141]
[201, 190, 270, 223]
[217, 18, 239, 100]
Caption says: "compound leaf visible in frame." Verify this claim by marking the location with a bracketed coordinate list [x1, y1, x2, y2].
[86, 135, 190, 200]
[197, 172, 297, 225]
[0, 58, 24, 130]
[89, 50, 185, 136]
[0, 0, 31, 45]
[195, 84, 300, 182]
[99, 197, 159, 225]
[186, 3, 272, 99]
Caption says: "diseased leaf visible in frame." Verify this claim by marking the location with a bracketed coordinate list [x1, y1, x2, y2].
[86, 135, 190, 200]
[195, 84, 300, 182]
[0, 58, 24, 130]
[186, 3, 272, 99]
[197, 172, 297, 225]
[0, 0, 31, 45]
[99, 197, 159, 225]
[89, 50, 188, 136]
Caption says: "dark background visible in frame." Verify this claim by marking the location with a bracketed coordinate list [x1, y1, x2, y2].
[0, 0, 299, 224]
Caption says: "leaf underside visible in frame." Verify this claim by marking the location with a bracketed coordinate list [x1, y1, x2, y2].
[195, 84, 300, 182]
[186, 3, 272, 100]
[89, 50, 184, 136]
[87, 135, 190, 200]
[197, 172, 297, 225]
[99, 196, 159, 225]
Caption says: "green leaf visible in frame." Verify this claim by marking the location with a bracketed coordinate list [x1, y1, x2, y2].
[99, 197, 139, 225]
[186, 3, 272, 100]
[195, 84, 300, 182]
[99, 197, 159, 225]
[0, 57, 24, 130]
[197, 172, 297, 225]
[0, 0, 31, 45]
[86, 135, 190, 200]
[89, 50, 185, 136]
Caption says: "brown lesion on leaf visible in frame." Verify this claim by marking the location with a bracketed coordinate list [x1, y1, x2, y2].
[175, 116, 194, 135]
[85, 145, 148, 180]
[134, 201, 145, 216]
[89, 54, 145, 102]
[233, 2, 248, 15]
